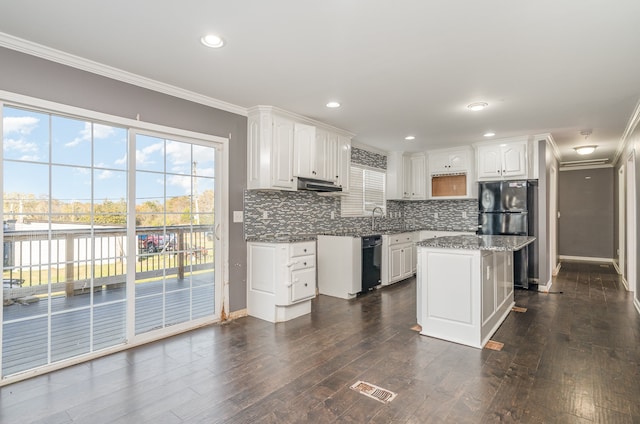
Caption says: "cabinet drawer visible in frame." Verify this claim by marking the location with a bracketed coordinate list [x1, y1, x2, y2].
[289, 255, 315, 271]
[291, 268, 316, 302]
[290, 242, 315, 257]
[390, 233, 413, 245]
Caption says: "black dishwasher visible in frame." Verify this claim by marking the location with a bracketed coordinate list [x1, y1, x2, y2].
[361, 235, 382, 292]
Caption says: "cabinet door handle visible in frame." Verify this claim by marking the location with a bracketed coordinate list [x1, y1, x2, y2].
[286, 261, 298, 268]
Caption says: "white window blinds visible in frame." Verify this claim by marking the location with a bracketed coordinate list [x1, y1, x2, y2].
[341, 165, 386, 217]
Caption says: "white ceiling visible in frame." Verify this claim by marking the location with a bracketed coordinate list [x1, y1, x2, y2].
[1, 1, 639, 164]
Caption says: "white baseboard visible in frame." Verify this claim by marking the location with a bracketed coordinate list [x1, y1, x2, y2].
[612, 261, 622, 274]
[537, 279, 552, 293]
[558, 255, 614, 264]
[621, 276, 630, 291]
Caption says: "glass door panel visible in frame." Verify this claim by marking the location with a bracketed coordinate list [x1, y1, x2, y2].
[2, 106, 128, 377]
[134, 134, 217, 336]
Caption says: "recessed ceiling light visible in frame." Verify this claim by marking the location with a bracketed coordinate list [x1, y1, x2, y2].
[404, 135, 416, 141]
[326, 101, 341, 108]
[201, 34, 225, 48]
[483, 132, 496, 137]
[467, 102, 488, 111]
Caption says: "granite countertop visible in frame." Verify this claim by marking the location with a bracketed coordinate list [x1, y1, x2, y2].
[317, 232, 383, 238]
[245, 234, 317, 243]
[249, 228, 479, 241]
[415, 227, 477, 233]
[416, 235, 536, 251]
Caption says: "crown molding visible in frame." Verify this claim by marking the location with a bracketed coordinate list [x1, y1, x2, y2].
[0, 32, 248, 117]
[532, 133, 561, 161]
[248, 105, 355, 137]
[613, 96, 640, 166]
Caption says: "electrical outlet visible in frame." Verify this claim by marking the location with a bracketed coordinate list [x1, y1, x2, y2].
[330, 211, 335, 219]
[433, 212, 439, 219]
[262, 211, 268, 219]
[233, 211, 243, 223]
[462, 211, 467, 218]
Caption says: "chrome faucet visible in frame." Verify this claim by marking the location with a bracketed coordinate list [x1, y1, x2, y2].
[371, 206, 384, 231]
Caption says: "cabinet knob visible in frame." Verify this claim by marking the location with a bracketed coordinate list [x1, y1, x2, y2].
[304, 283, 308, 287]
[303, 262, 307, 266]
[303, 248, 307, 252]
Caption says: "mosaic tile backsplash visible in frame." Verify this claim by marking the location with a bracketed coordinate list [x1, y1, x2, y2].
[243, 190, 478, 240]
[351, 147, 387, 169]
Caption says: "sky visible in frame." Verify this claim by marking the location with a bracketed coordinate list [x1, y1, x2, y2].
[2, 106, 216, 207]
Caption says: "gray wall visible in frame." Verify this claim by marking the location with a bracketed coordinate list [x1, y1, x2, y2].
[0, 47, 249, 312]
[558, 167, 615, 259]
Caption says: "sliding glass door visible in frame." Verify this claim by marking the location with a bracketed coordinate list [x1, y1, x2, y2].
[1, 103, 223, 379]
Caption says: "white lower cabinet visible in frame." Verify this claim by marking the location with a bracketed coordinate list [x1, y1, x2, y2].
[382, 233, 415, 286]
[317, 235, 362, 299]
[247, 240, 316, 322]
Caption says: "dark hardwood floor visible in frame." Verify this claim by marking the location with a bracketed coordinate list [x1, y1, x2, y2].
[1, 260, 639, 423]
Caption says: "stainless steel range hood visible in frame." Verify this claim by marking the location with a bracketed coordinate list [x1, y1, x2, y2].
[297, 177, 342, 193]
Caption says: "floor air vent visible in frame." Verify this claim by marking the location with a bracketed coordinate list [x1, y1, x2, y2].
[350, 381, 397, 403]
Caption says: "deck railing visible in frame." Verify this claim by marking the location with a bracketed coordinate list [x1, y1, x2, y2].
[2, 224, 214, 301]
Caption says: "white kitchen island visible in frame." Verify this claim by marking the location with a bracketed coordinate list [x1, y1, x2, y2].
[416, 235, 535, 349]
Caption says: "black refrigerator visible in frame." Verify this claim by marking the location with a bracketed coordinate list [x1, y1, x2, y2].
[477, 180, 538, 289]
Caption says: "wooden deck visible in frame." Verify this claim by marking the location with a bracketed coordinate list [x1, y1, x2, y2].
[2, 272, 215, 376]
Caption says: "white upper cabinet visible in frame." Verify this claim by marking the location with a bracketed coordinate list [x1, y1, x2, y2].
[248, 108, 296, 190]
[293, 123, 320, 180]
[336, 135, 351, 192]
[386, 151, 406, 200]
[271, 116, 297, 188]
[428, 147, 472, 174]
[324, 131, 338, 183]
[248, 106, 352, 191]
[409, 154, 427, 199]
[387, 152, 427, 200]
[427, 147, 475, 199]
[476, 139, 528, 181]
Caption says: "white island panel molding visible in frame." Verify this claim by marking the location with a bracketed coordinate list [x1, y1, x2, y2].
[422, 249, 482, 347]
[426, 252, 475, 324]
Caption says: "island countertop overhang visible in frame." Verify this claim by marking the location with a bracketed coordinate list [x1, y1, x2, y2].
[416, 234, 536, 251]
